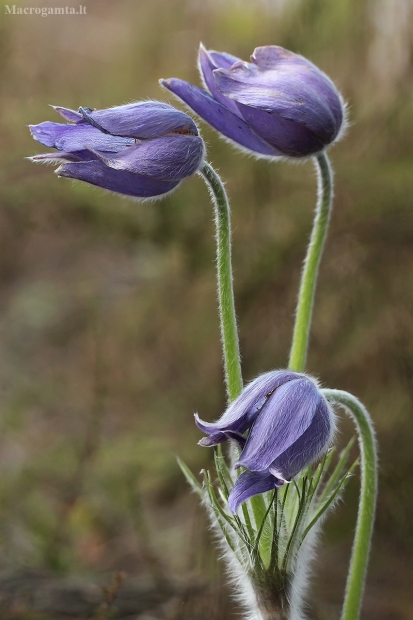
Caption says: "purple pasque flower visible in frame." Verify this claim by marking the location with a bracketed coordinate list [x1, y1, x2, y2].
[161, 44, 345, 159]
[195, 370, 336, 513]
[29, 102, 205, 199]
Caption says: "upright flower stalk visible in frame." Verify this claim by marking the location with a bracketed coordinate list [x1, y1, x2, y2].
[288, 152, 333, 372]
[323, 389, 377, 620]
[199, 162, 243, 403]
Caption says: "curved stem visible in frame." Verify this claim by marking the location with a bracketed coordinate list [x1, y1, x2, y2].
[288, 152, 333, 372]
[322, 389, 378, 620]
[199, 162, 243, 402]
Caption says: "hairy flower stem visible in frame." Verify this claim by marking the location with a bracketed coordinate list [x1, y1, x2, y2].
[322, 389, 377, 620]
[199, 162, 243, 402]
[199, 164, 267, 553]
[289, 152, 333, 372]
[253, 574, 290, 620]
[257, 600, 290, 620]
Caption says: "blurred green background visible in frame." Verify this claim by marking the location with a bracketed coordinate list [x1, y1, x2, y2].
[0, 0, 412, 618]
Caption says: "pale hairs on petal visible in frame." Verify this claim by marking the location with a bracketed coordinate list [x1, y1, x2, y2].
[26, 155, 70, 167]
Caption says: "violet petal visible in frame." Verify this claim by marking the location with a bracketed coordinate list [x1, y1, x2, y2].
[227, 470, 277, 513]
[237, 377, 321, 472]
[198, 432, 227, 447]
[207, 48, 241, 70]
[269, 398, 334, 481]
[29, 122, 134, 153]
[198, 45, 242, 116]
[30, 149, 104, 163]
[235, 103, 325, 157]
[194, 370, 300, 436]
[56, 160, 180, 198]
[251, 46, 344, 129]
[214, 65, 339, 144]
[51, 106, 84, 123]
[87, 135, 204, 181]
[79, 102, 199, 139]
[250, 45, 300, 69]
[161, 78, 282, 157]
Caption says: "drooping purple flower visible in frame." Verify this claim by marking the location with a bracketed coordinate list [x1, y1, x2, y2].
[161, 45, 345, 159]
[195, 370, 336, 513]
[29, 102, 205, 199]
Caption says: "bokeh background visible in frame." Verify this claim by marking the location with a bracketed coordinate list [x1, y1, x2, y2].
[0, 0, 412, 618]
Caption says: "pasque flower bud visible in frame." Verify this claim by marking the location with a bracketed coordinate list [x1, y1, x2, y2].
[162, 44, 345, 159]
[196, 370, 336, 513]
[29, 102, 205, 198]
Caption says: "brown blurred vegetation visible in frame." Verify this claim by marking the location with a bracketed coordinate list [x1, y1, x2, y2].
[0, 0, 412, 618]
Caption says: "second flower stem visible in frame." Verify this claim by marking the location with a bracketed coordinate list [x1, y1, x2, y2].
[200, 163, 267, 545]
[288, 152, 333, 373]
[322, 389, 377, 620]
[200, 162, 243, 403]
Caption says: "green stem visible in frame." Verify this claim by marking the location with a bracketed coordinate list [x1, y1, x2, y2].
[322, 389, 377, 620]
[199, 166, 265, 547]
[288, 152, 333, 372]
[199, 162, 243, 402]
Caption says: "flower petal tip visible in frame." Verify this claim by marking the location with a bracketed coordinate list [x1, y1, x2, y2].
[197, 438, 211, 447]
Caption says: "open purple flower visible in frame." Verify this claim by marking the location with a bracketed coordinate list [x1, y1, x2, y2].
[29, 102, 205, 199]
[195, 370, 336, 513]
[161, 45, 345, 159]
